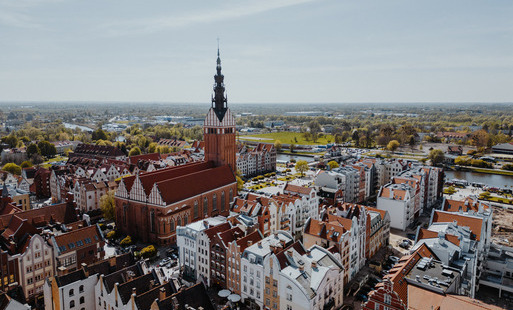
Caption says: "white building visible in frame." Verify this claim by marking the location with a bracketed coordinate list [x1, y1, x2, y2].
[240, 231, 293, 309]
[377, 183, 418, 230]
[195, 222, 232, 286]
[43, 269, 97, 310]
[175, 216, 227, 282]
[278, 245, 344, 310]
[314, 166, 360, 203]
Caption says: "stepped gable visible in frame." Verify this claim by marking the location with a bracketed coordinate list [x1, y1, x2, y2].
[122, 161, 213, 195]
[157, 165, 235, 205]
[432, 211, 483, 241]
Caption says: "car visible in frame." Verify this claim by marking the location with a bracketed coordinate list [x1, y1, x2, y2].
[407, 233, 416, 240]
[403, 239, 413, 245]
[399, 241, 410, 249]
[388, 256, 400, 263]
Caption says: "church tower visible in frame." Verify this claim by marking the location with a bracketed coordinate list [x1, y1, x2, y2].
[204, 48, 236, 172]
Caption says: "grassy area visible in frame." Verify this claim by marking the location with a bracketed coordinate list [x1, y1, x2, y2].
[41, 155, 68, 168]
[240, 132, 334, 145]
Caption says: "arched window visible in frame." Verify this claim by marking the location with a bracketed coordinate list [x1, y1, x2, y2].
[183, 215, 188, 225]
[79, 285, 84, 293]
[170, 219, 175, 232]
[193, 201, 199, 219]
[203, 197, 208, 216]
[177, 217, 181, 227]
[221, 191, 225, 211]
[70, 300, 75, 308]
[150, 210, 156, 233]
[80, 297, 85, 304]
[213, 194, 217, 211]
[69, 289, 74, 296]
[229, 188, 233, 203]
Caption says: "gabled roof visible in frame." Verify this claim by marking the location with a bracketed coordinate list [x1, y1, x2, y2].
[408, 285, 502, 310]
[417, 228, 460, 246]
[284, 183, 313, 196]
[53, 225, 103, 255]
[155, 282, 215, 310]
[304, 218, 346, 243]
[442, 197, 490, 213]
[128, 153, 161, 164]
[157, 165, 235, 205]
[432, 211, 483, 241]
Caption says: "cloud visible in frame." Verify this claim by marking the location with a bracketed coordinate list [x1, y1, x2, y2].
[100, 0, 318, 36]
[0, 10, 41, 29]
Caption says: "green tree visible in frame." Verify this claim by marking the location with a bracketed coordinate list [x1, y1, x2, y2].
[20, 161, 33, 168]
[38, 141, 57, 157]
[100, 190, 116, 221]
[387, 140, 400, 152]
[2, 163, 22, 175]
[428, 149, 445, 166]
[140, 245, 157, 258]
[295, 160, 309, 177]
[236, 176, 244, 191]
[92, 128, 109, 141]
[26, 143, 41, 158]
[274, 140, 282, 152]
[290, 143, 296, 153]
[2, 135, 18, 148]
[327, 160, 339, 170]
[128, 146, 141, 156]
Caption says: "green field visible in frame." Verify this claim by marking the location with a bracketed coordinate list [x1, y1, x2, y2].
[239, 132, 334, 145]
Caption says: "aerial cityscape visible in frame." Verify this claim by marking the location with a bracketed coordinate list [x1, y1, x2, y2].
[1, 1, 512, 310]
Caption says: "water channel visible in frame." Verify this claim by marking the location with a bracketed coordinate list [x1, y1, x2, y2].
[276, 153, 315, 163]
[445, 170, 513, 188]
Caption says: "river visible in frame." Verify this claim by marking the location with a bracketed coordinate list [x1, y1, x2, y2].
[276, 153, 315, 163]
[445, 170, 513, 188]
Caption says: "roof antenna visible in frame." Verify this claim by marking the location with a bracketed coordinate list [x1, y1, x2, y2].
[217, 37, 220, 56]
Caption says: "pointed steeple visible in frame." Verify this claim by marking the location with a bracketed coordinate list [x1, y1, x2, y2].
[212, 43, 228, 121]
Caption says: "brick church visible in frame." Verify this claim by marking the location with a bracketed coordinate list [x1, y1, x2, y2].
[115, 49, 237, 245]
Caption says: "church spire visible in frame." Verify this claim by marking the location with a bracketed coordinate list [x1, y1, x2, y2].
[212, 41, 228, 121]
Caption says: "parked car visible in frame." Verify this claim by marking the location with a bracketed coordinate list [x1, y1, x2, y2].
[407, 233, 416, 240]
[388, 256, 400, 263]
[399, 241, 410, 249]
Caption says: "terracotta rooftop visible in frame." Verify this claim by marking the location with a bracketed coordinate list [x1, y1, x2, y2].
[417, 228, 461, 246]
[407, 285, 503, 310]
[432, 211, 483, 241]
[53, 225, 103, 255]
[304, 218, 347, 243]
[442, 197, 490, 213]
[284, 183, 313, 195]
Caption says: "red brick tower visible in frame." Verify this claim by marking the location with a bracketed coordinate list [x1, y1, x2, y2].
[204, 48, 236, 172]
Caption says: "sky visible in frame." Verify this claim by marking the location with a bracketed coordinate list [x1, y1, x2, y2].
[0, 0, 512, 104]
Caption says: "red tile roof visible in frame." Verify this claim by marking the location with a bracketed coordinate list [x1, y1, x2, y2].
[432, 211, 483, 241]
[53, 225, 103, 255]
[157, 165, 235, 205]
[417, 228, 460, 246]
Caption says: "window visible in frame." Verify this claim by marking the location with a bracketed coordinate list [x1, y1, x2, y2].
[70, 300, 75, 308]
[213, 194, 217, 211]
[229, 188, 233, 203]
[374, 304, 380, 310]
[385, 293, 391, 304]
[80, 297, 84, 304]
[69, 289, 74, 297]
[170, 219, 175, 232]
[183, 215, 188, 225]
[193, 201, 199, 218]
[287, 293, 292, 301]
[177, 217, 181, 227]
[203, 197, 208, 216]
[79, 285, 84, 293]
[273, 280, 278, 287]
[150, 210, 156, 233]
[221, 191, 225, 211]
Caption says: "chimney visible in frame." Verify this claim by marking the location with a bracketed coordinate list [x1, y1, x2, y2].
[280, 240, 286, 247]
[247, 240, 253, 247]
[159, 287, 166, 300]
[132, 287, 136, 295]
[306, 250, 311, 257]
[258, 241, 262, 248]
[150, 280, 155, 287]
[311, 261, 317, 269]
[287, 249, 293, 257]
[299, 265, 304, 272]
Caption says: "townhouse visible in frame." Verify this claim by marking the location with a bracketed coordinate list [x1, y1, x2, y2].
[377, 182, 419, 231]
